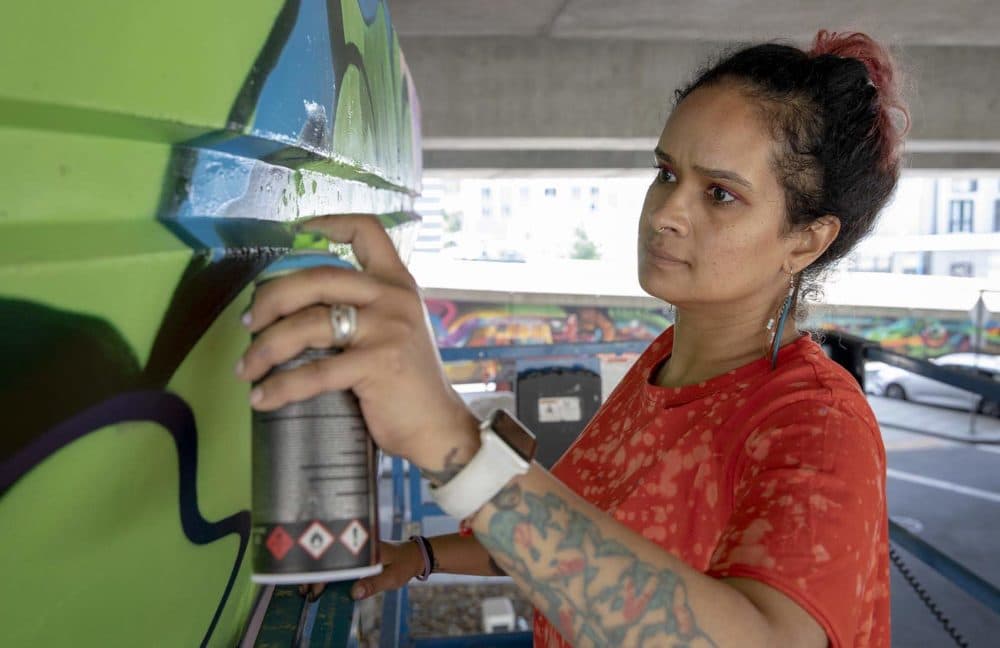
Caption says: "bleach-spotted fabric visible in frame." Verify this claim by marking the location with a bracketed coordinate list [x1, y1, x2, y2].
[534, 327, 889, 647]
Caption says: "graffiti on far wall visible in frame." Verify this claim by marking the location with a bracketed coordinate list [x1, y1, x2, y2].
[427, 300, 1000, 371]
[425, 299, 673, 348]
[817, 315, 1000, 358]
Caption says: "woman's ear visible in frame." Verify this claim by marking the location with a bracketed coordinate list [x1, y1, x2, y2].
[788, 215, 841, 272]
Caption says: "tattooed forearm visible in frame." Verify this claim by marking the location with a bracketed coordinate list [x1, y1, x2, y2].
[488, 555, 508, 576]
[476, 490, 718, 647]
[488, 483, 520, 580]
[492, 482, 522, 509]
[419, 447, 466, 486]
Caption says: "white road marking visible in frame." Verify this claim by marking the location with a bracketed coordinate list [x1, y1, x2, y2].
[975, 445, 1000, 456]
[887, 468, 1000, 504]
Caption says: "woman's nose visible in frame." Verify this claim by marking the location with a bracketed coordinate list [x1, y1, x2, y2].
[649, 190, 691, 236]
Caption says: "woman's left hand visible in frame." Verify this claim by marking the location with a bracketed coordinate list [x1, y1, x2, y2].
[235, 214, 478, 469]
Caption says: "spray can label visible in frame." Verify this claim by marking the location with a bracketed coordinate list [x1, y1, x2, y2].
[250, 252, 381, 584]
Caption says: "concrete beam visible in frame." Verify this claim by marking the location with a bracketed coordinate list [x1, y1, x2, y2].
[423, 145, 1000, 173]
[393, 0, 1000, 48]
[402, 36, 1000, 169]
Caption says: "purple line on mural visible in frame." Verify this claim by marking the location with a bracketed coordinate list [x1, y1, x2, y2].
[0, 390, 250, 648]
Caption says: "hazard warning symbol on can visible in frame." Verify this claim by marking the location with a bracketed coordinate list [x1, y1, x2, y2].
[340, 519, 369, 556]
[298, 521, 335, 560]
[266, 526, 294, 561]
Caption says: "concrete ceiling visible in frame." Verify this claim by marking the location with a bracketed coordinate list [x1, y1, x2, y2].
[391, 1, 1000, 171]
[392, 0, 1000, 47]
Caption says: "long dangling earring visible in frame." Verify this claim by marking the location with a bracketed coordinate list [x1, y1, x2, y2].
[766, 272, 797, 370]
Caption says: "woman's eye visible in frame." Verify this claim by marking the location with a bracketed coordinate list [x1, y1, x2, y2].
[654, 166, 676, 184]
[709, 186, 736, 203]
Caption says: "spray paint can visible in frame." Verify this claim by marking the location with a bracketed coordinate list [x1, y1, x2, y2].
[250, 252, 381, 584]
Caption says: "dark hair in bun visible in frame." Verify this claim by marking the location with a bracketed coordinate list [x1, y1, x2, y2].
[676, 30, 910, 311]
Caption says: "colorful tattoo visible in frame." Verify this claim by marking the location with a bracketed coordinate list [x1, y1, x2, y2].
[477, 488, 717, 647]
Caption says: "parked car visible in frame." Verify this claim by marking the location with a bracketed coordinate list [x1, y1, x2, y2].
[866, 353, 1000, 417]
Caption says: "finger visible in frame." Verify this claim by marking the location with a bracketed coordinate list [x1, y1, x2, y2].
[299, 215, 412, 286]
[250, 346, 379, 411]
[246, 265, 382, 334]
[351, 562, 414, 600]
[298, 582, 326, 599]
[306, 582, 326, 602]
[238, 304, 370, 383]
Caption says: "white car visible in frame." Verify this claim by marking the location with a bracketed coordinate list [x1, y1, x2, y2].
[867, 353, 1000, 417]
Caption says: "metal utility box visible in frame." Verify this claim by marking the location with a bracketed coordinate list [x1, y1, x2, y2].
[516, 366, 602, 468]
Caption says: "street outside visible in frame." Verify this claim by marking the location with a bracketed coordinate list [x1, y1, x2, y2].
[874, 395, 1000, 647]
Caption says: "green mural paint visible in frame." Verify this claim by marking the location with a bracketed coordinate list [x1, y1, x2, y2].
[0, 1, 421, 645]
[294, 169, 306, 197]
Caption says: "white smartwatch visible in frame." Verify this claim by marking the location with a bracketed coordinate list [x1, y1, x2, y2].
[429, 408, 537, 520]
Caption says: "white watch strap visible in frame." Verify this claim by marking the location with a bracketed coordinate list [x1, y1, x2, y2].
[429, 427, 530, 520]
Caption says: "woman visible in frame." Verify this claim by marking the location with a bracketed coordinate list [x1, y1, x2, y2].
[238, 30, 907, 647]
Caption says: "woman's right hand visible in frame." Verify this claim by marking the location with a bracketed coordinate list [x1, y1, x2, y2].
[350, 539, 425, 600]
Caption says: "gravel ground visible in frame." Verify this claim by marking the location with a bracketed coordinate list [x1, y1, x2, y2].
[356, 582, 533, 645]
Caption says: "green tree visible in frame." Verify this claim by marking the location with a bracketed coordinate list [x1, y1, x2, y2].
[443, 210, 462, 233]
[570, 227, 600, 260]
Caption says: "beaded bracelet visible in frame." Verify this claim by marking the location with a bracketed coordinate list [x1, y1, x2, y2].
[409, 535, 433, 581]
[422, 535, 436, 574]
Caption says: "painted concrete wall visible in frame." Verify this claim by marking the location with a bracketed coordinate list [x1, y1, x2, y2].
[0, 1, 420, 645]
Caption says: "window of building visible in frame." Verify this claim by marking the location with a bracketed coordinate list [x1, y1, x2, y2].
[948, 200, 974, 233]
[481, 187, 491, 200]
[951, 178, 978, 193]
[853, 254, 892, 273]
[949, 261, 974, 277]
[895, 251, 926, 275]
[481, 205, 492, 218]
[544, 187, 557, 197]
[994, 199, 1000, 232]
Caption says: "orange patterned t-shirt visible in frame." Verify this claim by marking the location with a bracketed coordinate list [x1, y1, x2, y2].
[534, 327, 890, 647]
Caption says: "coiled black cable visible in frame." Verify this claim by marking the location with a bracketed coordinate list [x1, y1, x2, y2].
[889, 543, 969, 648]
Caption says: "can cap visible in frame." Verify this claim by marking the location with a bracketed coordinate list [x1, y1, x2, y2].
[258, 251, 356, 281]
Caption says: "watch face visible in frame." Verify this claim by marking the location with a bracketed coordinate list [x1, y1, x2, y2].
[493, 409, 537, 462]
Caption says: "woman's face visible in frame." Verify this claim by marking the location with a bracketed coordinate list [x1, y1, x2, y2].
[637, 82, 795, 311]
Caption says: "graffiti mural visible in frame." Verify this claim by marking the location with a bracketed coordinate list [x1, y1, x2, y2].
[426, 299, 673, 348]
[427, 300, 1000, 384]
[816, 315, 1000, 358]
[0, 1, 419, 645]
[425, 299, 671, 386]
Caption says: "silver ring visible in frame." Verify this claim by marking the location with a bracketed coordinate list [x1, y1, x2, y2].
[329, 304, 358, 345]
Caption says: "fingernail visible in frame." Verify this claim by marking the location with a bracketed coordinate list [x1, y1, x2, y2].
[234, 359, 244, 376]
[241, 311, 252, 328]
[250, 388, 263, 406]
[351, 585, 366, 599]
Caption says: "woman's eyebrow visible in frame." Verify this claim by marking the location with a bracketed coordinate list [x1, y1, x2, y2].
[654, 147, 754, 190]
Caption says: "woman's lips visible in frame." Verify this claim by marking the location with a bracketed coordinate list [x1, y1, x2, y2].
[644, 244, 688, 266]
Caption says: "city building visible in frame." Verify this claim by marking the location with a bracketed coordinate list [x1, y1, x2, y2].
[852, 176, 1000, 280]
